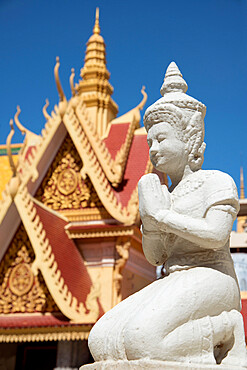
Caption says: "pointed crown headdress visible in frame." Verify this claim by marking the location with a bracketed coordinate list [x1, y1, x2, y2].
[144, 62, 206, 171]
[144, 62, 206, 131]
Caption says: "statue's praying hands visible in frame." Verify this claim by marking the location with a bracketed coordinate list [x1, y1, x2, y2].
[138, 174, 170, 232]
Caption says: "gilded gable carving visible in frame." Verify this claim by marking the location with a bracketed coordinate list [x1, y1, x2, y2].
[35, 135, 103, 211]
[0, 224, 58, 314]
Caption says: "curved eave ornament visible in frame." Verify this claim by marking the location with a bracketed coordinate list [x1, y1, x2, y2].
[108, 86, 147, 128]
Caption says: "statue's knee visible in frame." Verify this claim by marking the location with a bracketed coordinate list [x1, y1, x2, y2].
[124, 319, 155, 360]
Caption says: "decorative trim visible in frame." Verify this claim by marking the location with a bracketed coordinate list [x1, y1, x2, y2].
[14, 187, 100, 323]
[66, 228, 135, 240]
[60, 208, 111, 222]
[0, 325, 92, 343]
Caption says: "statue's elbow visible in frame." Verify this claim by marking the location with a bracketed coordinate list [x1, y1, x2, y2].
[142, 245, 167, 266]
[203, 231, 228, 250]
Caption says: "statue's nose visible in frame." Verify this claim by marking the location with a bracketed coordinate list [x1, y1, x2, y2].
[150, 140, 159, 155]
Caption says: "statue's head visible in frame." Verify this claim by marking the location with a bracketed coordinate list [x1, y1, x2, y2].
[144, 62, 206, 172]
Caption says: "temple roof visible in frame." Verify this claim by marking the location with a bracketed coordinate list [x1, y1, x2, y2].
[0, 8, 152, 337]
[0, 57, 150, 226]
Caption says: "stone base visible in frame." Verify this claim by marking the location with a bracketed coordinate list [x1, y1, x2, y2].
[80, 360, 246, 370]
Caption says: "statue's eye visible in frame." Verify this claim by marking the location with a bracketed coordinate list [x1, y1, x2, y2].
[157, 135, 166, 143]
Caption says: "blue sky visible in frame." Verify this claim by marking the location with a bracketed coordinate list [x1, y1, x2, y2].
[0, 0, 247, 196]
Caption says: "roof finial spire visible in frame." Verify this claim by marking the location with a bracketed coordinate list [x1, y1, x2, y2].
[6, 119, 16, 177]
[240, 167, 245, 199]
[6, 119, 20, 198]
[93, 7, 100, 35]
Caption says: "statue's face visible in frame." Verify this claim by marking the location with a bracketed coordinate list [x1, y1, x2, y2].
[147, 122, 188, 175]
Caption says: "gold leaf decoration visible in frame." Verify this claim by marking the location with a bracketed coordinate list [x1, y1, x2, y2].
[0, 224, 58, 314]
[35, 135, 103, 211]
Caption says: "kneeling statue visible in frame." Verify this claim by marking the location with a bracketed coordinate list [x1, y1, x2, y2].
[87, 62, 247, 368]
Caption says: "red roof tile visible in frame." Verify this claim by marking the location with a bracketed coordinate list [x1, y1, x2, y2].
[0, 314, 91, 328]
[33, 203, 92, 306]
[103, 123, 130, 160]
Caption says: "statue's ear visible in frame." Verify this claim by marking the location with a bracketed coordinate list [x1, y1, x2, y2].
[190, 111, 204, 134]
[186, 111, 206, 171]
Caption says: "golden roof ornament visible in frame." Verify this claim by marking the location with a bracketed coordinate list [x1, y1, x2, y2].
[14, 106, 32, 136]
[76, 8, 118, 137]
[70, 68, 76, 97]
[93, 7, 100, 35]
[6, 119, 16, 177]
[14, 105, 41, 146]
[6, 119, 20, 198]
[42, 99, 50, 120]
[54, 57, 67, 117]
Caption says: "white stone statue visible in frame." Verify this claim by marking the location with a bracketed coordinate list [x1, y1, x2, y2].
[85, 63, 247, 369]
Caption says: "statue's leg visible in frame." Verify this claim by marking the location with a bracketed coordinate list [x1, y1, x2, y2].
[152, 310, 247, 366]
[89, 280, 158, 361]
[219, 310, 247, 366]
[124, 307, 246, 366]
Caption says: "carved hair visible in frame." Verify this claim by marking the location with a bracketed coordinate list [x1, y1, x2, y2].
[144, 103, 206, 171]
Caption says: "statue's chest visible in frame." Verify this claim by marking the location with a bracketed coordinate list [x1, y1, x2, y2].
[171, 177, 206, 218]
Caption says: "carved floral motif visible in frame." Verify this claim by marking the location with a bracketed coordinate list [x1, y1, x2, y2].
[57, 168, 78, 195]
[36, 135, 103, 211]
[0, 224, 58, 314]
[9, 263, 34, 296]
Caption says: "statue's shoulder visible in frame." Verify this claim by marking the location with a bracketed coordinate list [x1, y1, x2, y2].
[199, 169, 237, 190]
[199, 168, 234, 181]
[199, 170, 239, 212]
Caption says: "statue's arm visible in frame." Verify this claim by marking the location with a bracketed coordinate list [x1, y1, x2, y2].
[141, 227, 169, 266]
[156, 204, 235, 249]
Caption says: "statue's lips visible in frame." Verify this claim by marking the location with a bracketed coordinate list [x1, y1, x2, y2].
[151, 155, 165, 163]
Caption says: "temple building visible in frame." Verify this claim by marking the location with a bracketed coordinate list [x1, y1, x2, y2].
[0, 9, 160, 370]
